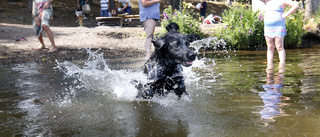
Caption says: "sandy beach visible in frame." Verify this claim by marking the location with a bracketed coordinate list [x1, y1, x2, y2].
[0, 23, 161, 64]
[0, 23, 220, 65]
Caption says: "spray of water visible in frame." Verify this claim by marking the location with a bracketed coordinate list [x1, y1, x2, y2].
[190, 37, 230, 54]
[54, 38, 229, 104]
[55, 48, 147, 102]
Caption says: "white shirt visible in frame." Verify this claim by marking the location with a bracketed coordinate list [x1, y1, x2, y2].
[101, 0, 109, 10]
[118, 0, 131, 7]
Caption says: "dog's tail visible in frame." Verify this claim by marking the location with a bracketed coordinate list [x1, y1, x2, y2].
[166, 22, 179, 32]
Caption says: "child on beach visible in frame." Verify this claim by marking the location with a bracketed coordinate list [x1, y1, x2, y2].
[262, 0, 298, 68]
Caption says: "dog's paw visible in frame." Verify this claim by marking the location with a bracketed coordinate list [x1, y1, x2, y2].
[136, 89, 153, 99]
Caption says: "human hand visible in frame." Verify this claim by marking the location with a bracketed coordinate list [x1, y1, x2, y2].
[43, 1, 51, 9]
[282, 13, 288, 18]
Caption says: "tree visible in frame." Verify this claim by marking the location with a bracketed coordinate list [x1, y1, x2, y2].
[109, 0, 116, 10]
[170, 0, 181, 10]
[305, 0, 319, 19]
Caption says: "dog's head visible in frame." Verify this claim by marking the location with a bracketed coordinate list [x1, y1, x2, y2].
[151, 23, 199, 67]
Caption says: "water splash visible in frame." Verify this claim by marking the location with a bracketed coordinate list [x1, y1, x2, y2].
[190, 37, 230, 54]
[55, 48, 144, 102]
[54, 47, 219, 105]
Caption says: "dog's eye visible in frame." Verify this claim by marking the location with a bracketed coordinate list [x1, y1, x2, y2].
[171, 41, 180, 48]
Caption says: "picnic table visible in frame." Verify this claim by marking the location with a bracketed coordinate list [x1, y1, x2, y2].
[96, 14, 140, 26]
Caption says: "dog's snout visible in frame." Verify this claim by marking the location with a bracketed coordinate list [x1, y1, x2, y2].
[188, 52, 197, 61]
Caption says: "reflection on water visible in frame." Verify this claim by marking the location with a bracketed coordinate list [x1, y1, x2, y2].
[259, 62, 289, 122]
[1, 45, 320, 136]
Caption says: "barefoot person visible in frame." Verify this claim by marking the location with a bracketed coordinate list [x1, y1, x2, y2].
[138, 0, 161, 59]
[262, 0, 298, 68]
[32, 0, 58, 53]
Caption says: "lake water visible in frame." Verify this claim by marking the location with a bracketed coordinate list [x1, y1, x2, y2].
[1, 45, 320, 137]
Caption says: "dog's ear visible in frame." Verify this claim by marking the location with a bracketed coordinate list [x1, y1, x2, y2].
[151, 38, 166, 50]
[166, 22, 179, 32]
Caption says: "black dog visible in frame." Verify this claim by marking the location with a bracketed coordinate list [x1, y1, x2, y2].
[134, 22, 200, 99]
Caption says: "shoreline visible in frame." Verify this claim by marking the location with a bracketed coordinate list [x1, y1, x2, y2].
[1, 23, 318, 65]
[0, 23, 220, 65]
[0, 23, 154, 65]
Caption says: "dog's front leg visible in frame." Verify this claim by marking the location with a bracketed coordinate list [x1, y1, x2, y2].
[133, 81, 154, 99]
[171, 76, 188, 99]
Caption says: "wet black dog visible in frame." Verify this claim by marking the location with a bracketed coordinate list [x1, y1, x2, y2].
[134, 22, 200, 99]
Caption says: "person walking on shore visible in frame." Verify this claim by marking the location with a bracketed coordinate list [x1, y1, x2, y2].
[138, 0, 161, 59]
[32, 0, 58, 53]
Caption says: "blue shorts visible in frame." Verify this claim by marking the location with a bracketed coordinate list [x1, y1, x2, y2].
[100, 9, 109, 17]
[123, 6, 131, 14]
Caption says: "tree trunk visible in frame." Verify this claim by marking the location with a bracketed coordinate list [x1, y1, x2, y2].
[170, 0, 181, 10]
[27, 0, 33, 10]
[305, 0, 319, 19]
[109, 0, 116, 10]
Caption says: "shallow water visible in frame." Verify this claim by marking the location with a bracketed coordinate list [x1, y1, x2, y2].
[1, 45, 320, 137]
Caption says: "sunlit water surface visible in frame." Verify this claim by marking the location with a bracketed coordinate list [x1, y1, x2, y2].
[1, 44, 320, 136]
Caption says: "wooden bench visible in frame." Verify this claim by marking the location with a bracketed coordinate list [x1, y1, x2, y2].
[96, 17, 123, 26]
[96, 15, 140, 26]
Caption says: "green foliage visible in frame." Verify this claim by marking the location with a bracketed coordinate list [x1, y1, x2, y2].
[160, 2, 205, 38]
[215, 4, 265, 50]
[315, 7, 320, 23]
[284, 8, 306, 47]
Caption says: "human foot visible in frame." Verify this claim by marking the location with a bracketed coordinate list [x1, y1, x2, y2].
[48, 47, 58, 53]
[36, 45, 46, 50]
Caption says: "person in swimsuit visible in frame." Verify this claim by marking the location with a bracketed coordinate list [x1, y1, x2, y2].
[263, 0, 298, 69]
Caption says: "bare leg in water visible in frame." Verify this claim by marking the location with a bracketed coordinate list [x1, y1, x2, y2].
[274, 37, 285, 63]
[265, 36, 285, 69]
[143, 19, 156, 59]
[36, 24, 58, 53]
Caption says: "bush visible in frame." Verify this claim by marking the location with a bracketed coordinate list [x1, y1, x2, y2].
[160, 2, 205, 38]
[215, 4, 265, 50]
[284, 8, 306, 47]
[302, 6, 320, 35]
[215, 4, 306, 50]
